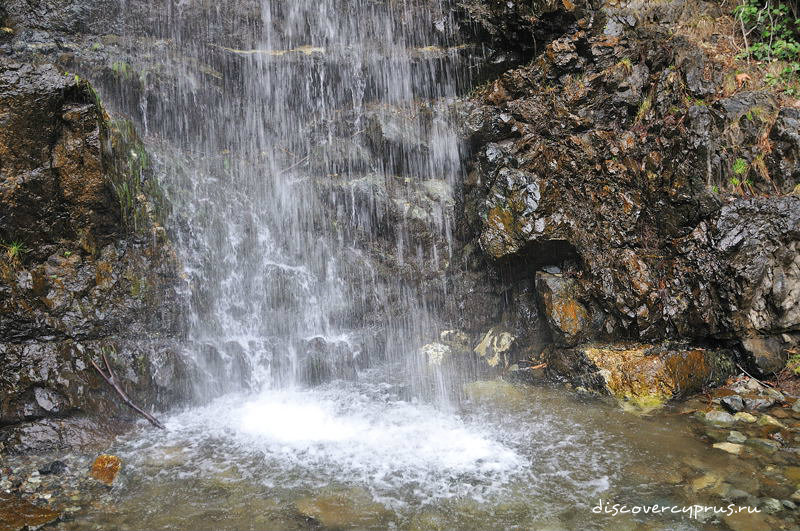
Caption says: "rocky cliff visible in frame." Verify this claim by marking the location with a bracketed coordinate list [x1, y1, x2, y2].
[0, 58, 191, 453]
[447, 0, 800, 407]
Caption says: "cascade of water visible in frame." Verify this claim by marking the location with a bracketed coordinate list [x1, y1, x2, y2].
[113, 0, 475, 398]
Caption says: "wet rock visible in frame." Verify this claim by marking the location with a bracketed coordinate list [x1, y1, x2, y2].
[298, 336, 358, 385]
[0, 492, 60, 530]
[421, 342, 453, 366]
[473, 327, 517, 369]
[757, 415, 786, 429]
[761, 497, 783, 514]
[294, 488, 390, 529]
[745, 438, 781, 453]
[742, 337, 787, 376]
[37, 460, 66, 475]
[735, 412, 758, 423]
[728, 431, 748, 444]
[713, 442, 743, 455]
[547, 343, 732, 410]
[705, 411, 736, 426]
[722, 510, 775, 531]
[744, 396, 776, 411]
[721, 395, 745, 413]
[535, 272, 599, 346]
[89, 454, 122, 485]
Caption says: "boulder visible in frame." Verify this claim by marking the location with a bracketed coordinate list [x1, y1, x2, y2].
[545, 343, 734, 410]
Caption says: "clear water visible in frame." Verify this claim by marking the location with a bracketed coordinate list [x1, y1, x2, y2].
[63, 375, 735, 530]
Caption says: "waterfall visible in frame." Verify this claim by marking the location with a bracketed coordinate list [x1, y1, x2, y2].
[113, 0, 474, 397]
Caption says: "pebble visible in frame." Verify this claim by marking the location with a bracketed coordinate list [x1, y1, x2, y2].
[726, 488, 750, 501]
[721, 395, 745, 413]
[713, 442, 743, 455]
[728, 430, 748, 443]
[792, 400, 800, 413]
[757, 415, 786, 428]
[734, 412, 757, 423]
[782, 500, 797, 510]
[705, 410, 736, 426]
[761, 497, 783, 514]
[746, 438, 781, 452]
[38, 460, 67, 475]
[791, 490, 800, 502]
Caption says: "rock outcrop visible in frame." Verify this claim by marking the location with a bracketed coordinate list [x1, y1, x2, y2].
[451, 0, 800, 405]
[0, 60, 190, 454]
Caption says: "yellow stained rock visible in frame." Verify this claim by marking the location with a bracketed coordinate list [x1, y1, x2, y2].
[0, 493, 59, 531]
[90, 454, 122, 485]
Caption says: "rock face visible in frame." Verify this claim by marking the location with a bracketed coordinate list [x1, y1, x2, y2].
[0, 59, 190, 454]
[452, 0, 800, 402]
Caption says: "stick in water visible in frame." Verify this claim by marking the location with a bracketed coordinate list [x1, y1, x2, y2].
[91, 351, 165, 429]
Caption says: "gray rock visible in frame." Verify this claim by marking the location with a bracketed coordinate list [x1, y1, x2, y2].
[761, 497, 783, 514]
[728, 431, 747, 444]
[720, 394, 745, 413]
[705, 410, 736, 426]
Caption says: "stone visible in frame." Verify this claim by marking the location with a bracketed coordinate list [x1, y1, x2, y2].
[705, 410, 736, 426]
[728, 431, 748, 444]
[421, 342, 452, 366]
[294, 489, 389, 529]
[792, 490, 800, 502]
[713, 442, 743, 455]
[720, 395, 745, 413]
[734, 412, 758, 423]
[722, 510, 774, 531]
[38, 460, 66, 475]
[691, 473, 721, 491]
[473, 328, 516, 369]
[757, 415, 786, 429]
[0, 493, 60, 529]
[792, 400, 800, 413]
[782, 500, 797, 510]
[90, 454, 122, 485]
[744, 396, 776, 411]
[554, 343, 729, 411]
[745, 438, 781, 452]
[760, 497, 783, 514]
[783, 466, 800, 484]
[741, 337, 787, 376]
[535, 272, 594, 346]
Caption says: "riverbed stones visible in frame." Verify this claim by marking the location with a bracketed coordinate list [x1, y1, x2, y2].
[294, 488, 390, 529]
[704, 410, 736, 426]
[89, 454, 121, 485]
[0, 492, 60, 531]
[721, 395, 745, 413]
[713, 442, 744, 455]
[757, 415, 786, 429]
[735, 412, 758, 423]
[728, 431, 748, 444]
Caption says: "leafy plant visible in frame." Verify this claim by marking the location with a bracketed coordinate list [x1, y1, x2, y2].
[3, 241, 26, 262]
[733, 157, 750, 175]
[735, 0, 800, 91]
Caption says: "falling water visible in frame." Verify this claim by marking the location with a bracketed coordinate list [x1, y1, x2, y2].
[114, 0, 472, 398]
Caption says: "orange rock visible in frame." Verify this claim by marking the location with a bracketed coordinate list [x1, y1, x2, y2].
[0, 492, 60, 531]
[90, 454, 122, 485]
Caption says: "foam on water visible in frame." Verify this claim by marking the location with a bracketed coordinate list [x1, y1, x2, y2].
[149, 384, 529, 506]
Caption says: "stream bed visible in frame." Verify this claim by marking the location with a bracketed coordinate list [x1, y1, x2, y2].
[8, 370, 793, 531]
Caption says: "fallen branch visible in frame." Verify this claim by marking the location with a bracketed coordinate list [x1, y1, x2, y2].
[736, 363, 777, 390]
[91, 351, 165, 429]
[529, 363, 548, 370]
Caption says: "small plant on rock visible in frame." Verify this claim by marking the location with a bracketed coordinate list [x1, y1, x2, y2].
[3, 241, 26, 262]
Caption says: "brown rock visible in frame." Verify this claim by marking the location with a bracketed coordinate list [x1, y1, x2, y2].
[0, 492, 59, 531]
[90, 454, 122, 485]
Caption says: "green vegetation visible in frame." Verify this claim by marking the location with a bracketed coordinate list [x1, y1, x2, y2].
[735, 0, 800, 92]
[2, 241, 26, 262]
[733, 157, 749, 176]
